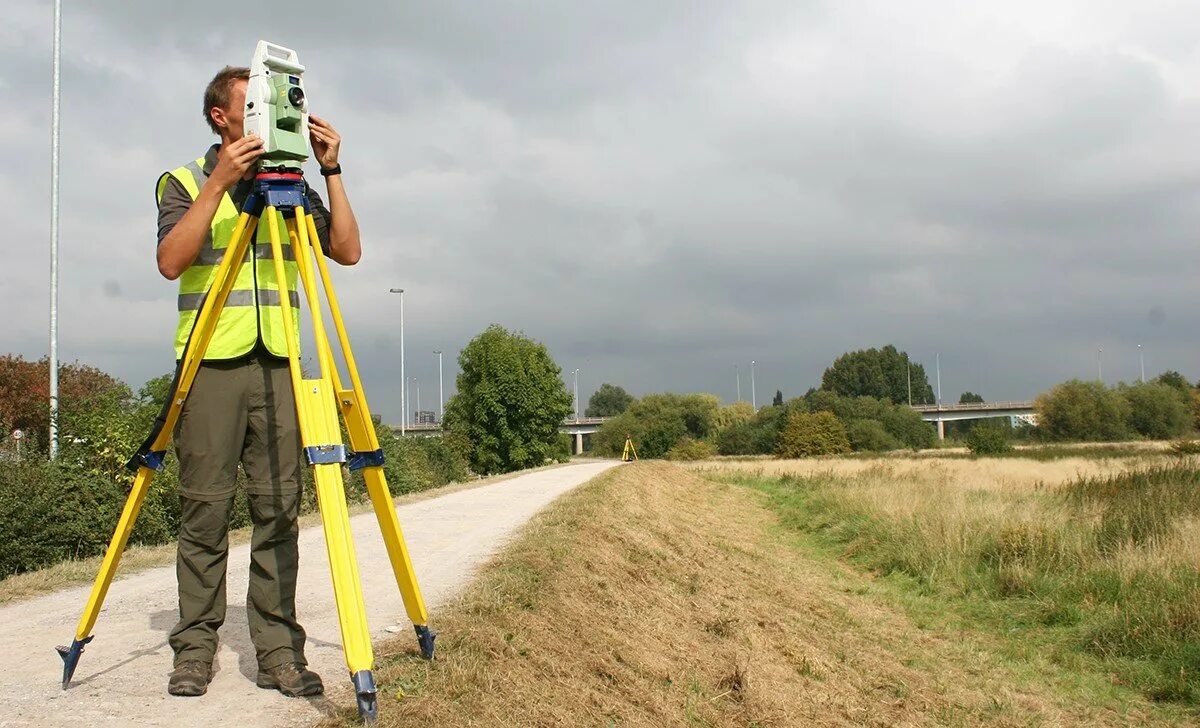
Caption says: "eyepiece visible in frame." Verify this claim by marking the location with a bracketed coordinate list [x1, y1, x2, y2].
[287, 86, 305, 108]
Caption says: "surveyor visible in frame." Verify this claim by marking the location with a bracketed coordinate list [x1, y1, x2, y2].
[155, 65, 362, 698]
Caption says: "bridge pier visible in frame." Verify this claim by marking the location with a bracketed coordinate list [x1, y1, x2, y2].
[574, 433, 583, 455]
[937, 420, 944, 441]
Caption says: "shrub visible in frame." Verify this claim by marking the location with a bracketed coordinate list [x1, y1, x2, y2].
[1170, 440, 1200, 456]
[1035, 380, 1131, 442]
[1121, 383, 1192, 440]
[775, 412, 851, 458]
[592, 393, 720, 459]
[845, 419, 900, 452]
[967, 423, 1014, 455]
[665, 436, 715, 461]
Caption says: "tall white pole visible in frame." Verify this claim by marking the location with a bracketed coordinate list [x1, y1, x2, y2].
[48, 0, 62, 460]
[906, 356, 912, 406]
[1097, 347, 1103, 383]
[406, 377, 412, 426]
[750, 360, 757, 410]
[415, 379, 420, 418]
[435, 350, 444, 423]
[935, 353, 942, 407]
[389, 288, 405, 434]
[1138, 344, 1145, 383]
[572, 369, 580, 421]
[735, 364, 741, 402]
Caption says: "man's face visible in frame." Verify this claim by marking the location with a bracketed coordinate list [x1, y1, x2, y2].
[211, 79, 248, 140]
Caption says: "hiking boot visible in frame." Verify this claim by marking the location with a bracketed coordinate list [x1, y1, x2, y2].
[167, 660, 212, 697]
[256, 662, 324, 697]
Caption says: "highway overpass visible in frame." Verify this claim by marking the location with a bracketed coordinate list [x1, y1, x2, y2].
[389, 401, 1038, 447]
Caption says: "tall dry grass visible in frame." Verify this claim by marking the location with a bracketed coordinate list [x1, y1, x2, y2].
[707, 455, 1200, 705]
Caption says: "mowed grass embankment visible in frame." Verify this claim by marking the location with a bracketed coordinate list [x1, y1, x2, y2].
[703, 454, 1200, 715]
[321, 461, 1185, 726]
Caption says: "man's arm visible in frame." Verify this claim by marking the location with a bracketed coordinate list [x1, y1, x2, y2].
[157, 136, 264, 280]
[309, 115, 361, 266]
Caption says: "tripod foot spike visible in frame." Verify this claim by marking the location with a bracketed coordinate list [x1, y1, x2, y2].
[351, 669, 378, 722]
[55, 635, 93, 688]
[414, 624, 436, 659]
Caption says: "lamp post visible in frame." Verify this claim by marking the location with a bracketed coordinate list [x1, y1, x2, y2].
[388, 288, 405, 434]
[750, 360, 757, 410]
[1138, 344, 1145, 383]
[415, 378, 420, 420]
[906, 355, 912, 406]
[434, 350, 444, 423]
[48, 0, 62, 459]
[1097, 347, 1103, 383]
[935, 353, 942, 407]
[572, 369, 580, 421]
[735, 364, 741, 402]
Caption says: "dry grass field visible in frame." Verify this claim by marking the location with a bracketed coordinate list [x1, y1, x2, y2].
[327, 460, 1192, 727]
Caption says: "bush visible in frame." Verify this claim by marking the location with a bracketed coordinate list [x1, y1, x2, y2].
[1121, 383, 1192, 440]
[967, 423, 1014, 455]
[845, 419, 900, 452]
[592, 393, 720, 459]
[1035, 380, 1131, 442]
[665, 436, 715, 461]
[1170, 440, 1200, 456]
[776, 412, 851, 458]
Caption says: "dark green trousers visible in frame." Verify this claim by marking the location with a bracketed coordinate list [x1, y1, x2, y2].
[168, 354, 308, 670]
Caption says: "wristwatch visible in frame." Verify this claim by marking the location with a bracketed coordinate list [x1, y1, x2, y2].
[319, 164, 342, 177]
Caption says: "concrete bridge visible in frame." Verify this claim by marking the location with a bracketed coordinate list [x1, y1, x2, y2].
[389, 417, 609, 454]
[389, 401, 1038, 447]
[911, 401, 1037, 439]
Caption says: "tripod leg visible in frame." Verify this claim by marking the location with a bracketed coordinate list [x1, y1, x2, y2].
[270, 210, 377, 721]
[299, 212, 435, 658]
[57, 212, 259, 688]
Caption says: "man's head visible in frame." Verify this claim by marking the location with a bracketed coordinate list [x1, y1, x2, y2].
[203, 66, 250, 140]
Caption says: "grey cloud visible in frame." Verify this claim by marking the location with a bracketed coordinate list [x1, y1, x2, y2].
[3, 0, 1200, 421]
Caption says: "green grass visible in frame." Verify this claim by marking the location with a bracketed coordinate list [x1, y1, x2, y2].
[714, 464, 1200, 709]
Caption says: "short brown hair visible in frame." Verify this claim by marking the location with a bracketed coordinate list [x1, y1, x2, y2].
[203, 66, 250, 134]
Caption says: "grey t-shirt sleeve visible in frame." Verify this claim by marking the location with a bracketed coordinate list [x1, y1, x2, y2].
[304, 183, 332, 257]
[157, 176, 193, 245]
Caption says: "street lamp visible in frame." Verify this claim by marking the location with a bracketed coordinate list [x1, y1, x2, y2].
[48, 0, 63, 459]
[1138, 344, 1145, 383]
[936, 353, 942, 407]
[572, 369, 580, 421]
[735, 364, 741, 402]
[1097, 347, 1103, 383]
[750, 360, 757, 410]
[434, 350, 444, 423]
[388, 288, 405, 434]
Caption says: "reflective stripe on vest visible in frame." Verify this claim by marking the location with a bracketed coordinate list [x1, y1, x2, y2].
[158, 156, 301, 360]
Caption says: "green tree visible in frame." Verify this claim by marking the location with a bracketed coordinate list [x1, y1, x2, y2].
[772, 390, 783, 407]
[775, 411, 851, 458]
[1154, 371, 1192, 395]
[592, 393, 720, 459]
[585, 383, 634, 417]
[1035, 380, 1131, 442]
[967, 421, 1013, 455]
[959, 391, 985, 404]
[443, 325, 573, 474]
[820, 345, 934, 404]
[1120, 382, 1192, 440]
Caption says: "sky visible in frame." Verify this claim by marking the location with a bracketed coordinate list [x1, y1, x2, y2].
[3, 1, 1200, 422]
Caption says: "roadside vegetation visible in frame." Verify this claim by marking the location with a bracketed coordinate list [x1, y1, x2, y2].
[0, 354, 468, 579]
[706, 454, 1200, 707]
[324, 461, 1189, 726]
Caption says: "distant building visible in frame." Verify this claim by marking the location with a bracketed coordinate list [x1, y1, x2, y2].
[413, 410, 437, 426]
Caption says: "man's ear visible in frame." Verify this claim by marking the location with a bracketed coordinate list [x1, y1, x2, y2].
[210, 106, 228, 131]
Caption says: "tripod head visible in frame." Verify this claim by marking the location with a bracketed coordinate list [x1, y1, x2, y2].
[244, 40, 309, 172]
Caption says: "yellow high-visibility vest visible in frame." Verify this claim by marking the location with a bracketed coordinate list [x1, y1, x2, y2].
[156, 156, 300, 360]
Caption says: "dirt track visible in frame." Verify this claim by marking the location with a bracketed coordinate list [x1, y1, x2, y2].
[0, 461, 619, 727]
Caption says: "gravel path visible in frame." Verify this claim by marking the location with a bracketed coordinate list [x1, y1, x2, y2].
[0, 461, 619, 727]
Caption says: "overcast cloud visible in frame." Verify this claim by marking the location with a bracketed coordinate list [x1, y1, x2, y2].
[3, 0, 1199, 420]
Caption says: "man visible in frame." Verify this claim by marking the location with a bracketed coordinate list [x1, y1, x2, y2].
[155, 65, 361, 698]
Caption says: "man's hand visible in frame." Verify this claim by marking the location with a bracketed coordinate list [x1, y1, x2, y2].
[309, 115, 341, 169]
[209, 134, 264, 191]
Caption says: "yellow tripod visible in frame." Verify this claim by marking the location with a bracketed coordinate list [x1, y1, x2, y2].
[56, 171, 433, 722]
[622, 434, 638, 462]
